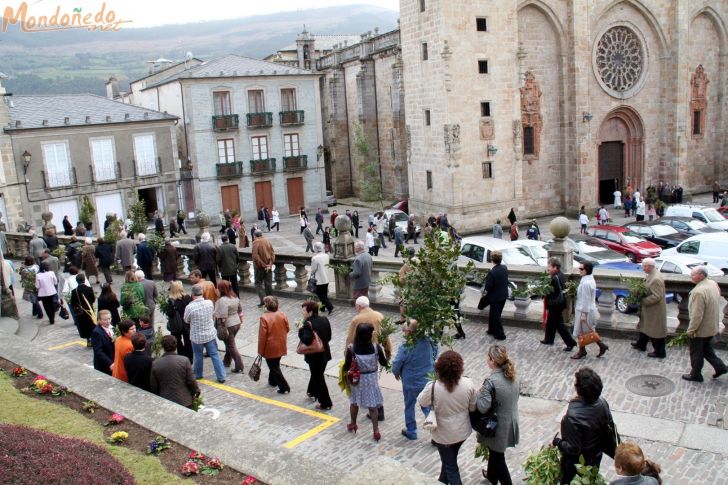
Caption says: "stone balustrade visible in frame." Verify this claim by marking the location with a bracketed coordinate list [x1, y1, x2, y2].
[5, 232, 726, 331]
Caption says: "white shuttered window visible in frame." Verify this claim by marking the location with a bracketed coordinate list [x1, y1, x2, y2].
[91, 138, 116, 181]
[134, 134, 157, 176]
[251, 136, 268, 160]
[283, 134, 300, 157]
[43, 142, 72, 187]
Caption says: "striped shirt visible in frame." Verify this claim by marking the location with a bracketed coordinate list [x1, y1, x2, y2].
[183, 297, 217, 344]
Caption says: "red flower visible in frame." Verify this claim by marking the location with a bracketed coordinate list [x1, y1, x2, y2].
[40, 384, 54, 394]
[205, 457, 223, 470]
[242, 476, 258, 485]
[34, 375, 47, 382]
[187, 451, 206, 461]
[181, 461, 199, 476]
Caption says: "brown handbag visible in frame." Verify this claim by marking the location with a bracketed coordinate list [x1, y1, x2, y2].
[296, 322, 324, 355]
[578, 320, 600, 347]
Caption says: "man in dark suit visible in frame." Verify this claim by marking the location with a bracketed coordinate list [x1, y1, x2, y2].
[135, 233, 155, 280]
[541, 258, 577, 350]
[90, 309, 115, 375]
[124, 333, 153, 392]
[484, 250, 509, 340]
[216, 234, 240, 295]
[192, 232, 218, 285]
[71, 273, 96, 345]
[150, 335, 200, 408]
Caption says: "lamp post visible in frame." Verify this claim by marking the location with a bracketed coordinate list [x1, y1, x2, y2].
[316, 144, 324, 162]
[22, 150, 31, 174]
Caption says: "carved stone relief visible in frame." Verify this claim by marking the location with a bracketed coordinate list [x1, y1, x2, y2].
[479, 118, 495, 141]
[444, 123, 461, 166]
[690, 64, 709, 139]
[520, 71, 542, 160]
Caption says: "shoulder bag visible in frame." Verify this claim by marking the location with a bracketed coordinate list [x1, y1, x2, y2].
[346, 345, 361, 386]
[422, 382, 438, 432]
[248, 354, 262, 382]
[306, 276, 317, 293]
[600, 397, 621, 458]
[215, 317, 229, 340]
[470, 379, 499, 437]
[577, 319, 600, 347]
[297, 322, 324, 355]
[167, 301, 185, 334]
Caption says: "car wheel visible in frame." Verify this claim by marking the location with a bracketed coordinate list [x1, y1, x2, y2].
[615, 296, 629, 314]
[626, 253, 636, 263]
[723, 268, 728, 276]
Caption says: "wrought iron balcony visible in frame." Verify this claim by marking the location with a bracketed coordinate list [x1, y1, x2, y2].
[279, 110, 304, 126]
[282, 155, 307, 171]
[212, 114, 239, 132]
[246, 112, 273, 128]
[250, 158, 276, 174]
[216, 161, 243, 178]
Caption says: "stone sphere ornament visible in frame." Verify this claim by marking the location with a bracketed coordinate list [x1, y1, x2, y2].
[41, 211, 53, 224]
[334, 214, 352, 235]
[550, 216, 571, 239]
[195, 211, 210, 228]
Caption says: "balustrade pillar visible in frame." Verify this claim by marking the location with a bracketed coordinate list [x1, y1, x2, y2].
[369, 270, 382, 303]
[294, 263, 308, 293]
[596, 289, 614, 327]
[274, 263, 287, 289]
[676, 292, 690, 331]
[238, 260, 251, 286]
[177, 254, 186, 277]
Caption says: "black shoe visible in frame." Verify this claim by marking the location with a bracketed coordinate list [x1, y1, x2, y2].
[563, 345, 575, 352]
[494, 336, 506, 341]
[714, 369, 728, 379]
[540, 340, 554, 345]
[631, 342, 646, 351]
[231, 368, 244, 373]
[681, 374, 704, 383]
[277, 389, 290, 394]
[453, 334, 465, 340]
[647, 352, 665, 359]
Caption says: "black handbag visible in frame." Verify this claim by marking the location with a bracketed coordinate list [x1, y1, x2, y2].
[600, 398, 621, 458]
[470, 379, 498, 437]
[307, 277, 317, 293]
[167, 310, 185, 334]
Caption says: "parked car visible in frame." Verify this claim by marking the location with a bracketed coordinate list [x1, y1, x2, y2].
[587, 225, 662, 262]
[654, 254, 724, 278]
[325, 190, 337, 206]
[622, 221, 689, 248]
[660, 232, 728, 275]
[717, 206, 728, 219]
[658, 216, 722, 236]
[387, 198, 409, 214]
[664, 205, 728, 231]
[382, 208, 421, 236]
[513, 240, 549, 267]
[594, 261, 674, 313]
[544, 236, 629, 266]
[459, 236, 538, 266]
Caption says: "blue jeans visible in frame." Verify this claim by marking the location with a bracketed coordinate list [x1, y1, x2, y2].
[403, 387, 430, 438]
[192, 339, 227, 382]
[435, 440, 464, 484]
[378, 232, 387, 248]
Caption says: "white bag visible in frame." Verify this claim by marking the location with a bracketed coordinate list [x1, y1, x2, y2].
[422, 382, 438, 432]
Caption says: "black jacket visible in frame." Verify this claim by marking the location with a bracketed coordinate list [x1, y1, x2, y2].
[558, 397, 613, 460]
[124, 350, 154, 392]
[298, 315, 332, 364]
[216, 243, 239, 276]
[485, 263, 509, 303]
[95, 243, 114, 268]
[193, 242, 217, 272]
[546, 272, 566, 310]
[90, 325, 114, 375]
[62, 218, 74, 236]
[136, 241, 155, 268]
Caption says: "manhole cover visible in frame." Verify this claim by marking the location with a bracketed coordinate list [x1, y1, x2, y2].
[625, 375, 675, 397]
[198, 407, 221, 419]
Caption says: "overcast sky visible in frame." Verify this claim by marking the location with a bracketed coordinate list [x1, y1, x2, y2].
[21, 0, 397, 28]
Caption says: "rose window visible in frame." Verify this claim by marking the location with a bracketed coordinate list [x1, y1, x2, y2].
[595, 27, 644, 94]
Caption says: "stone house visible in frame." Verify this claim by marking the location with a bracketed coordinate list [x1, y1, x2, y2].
[2, 91, 180, 234]
[119, 54, 326, 220]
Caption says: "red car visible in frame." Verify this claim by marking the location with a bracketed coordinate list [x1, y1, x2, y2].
[387, 198, 409, 214]
[718, 206, 728, 219]
[587, 225, 661, 262]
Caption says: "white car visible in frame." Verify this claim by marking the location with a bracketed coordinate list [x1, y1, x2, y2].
[382, 209, 421, 236]
[459, 236, 538, 266]
[664, 205, 728, 231]
[661, 232, 728, 275]
[654, 254, 723, 277]
[513, 240, 549, 267]
[325, 190, 337, 206]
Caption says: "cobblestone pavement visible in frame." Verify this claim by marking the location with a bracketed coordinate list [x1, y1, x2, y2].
[22, 275, 728, 485]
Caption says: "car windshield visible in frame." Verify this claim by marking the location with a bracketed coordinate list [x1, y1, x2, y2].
[703, 209, 724, 222]
[390, 212, 408, 223]
[528, 245, 548, 259]
[621, 232, 643, 244]
[686, 220, 708, 229]
[651, 225, 678, 236]
[503, 248, 538, 265]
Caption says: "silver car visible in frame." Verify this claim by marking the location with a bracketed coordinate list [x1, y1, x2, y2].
[383, 209, 421, 236]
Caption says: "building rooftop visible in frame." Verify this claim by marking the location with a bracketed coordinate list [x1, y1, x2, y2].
[277, 34, 362, 52]
[144, 54, 315, 90]
[5, 94, 177, 131]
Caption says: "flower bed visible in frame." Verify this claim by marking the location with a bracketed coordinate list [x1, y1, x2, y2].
[0, 357, 264, 485]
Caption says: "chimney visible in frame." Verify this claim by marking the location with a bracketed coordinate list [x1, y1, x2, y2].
[63, 117, 70, 125]
[124, 113, 130, 120]
[105, 76, 120, 99]
[85, 116, 91, 123]
[106, 115, 112, 122]
[42, 119, 49, 126]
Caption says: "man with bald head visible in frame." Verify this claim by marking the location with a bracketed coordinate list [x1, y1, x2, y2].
[682, 266, 727, 382]
[631, 258, 667, 358]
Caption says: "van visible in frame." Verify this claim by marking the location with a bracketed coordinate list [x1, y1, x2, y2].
[459, 236, 538, 266]
[661, 233, 728, 274]
[664, 205, 728, 231]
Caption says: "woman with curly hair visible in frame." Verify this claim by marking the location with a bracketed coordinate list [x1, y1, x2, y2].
[418, 350, 477, 485]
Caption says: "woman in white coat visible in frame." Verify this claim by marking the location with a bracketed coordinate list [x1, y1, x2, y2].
[571, 261, 608, 359]
[309, 242, 333, 314]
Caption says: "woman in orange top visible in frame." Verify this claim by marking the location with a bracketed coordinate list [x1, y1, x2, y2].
[258, 296, 290, 394]
[111, 319, 136, 382]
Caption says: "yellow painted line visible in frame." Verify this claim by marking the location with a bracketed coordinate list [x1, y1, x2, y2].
[198, 378, 339, 448]
[48, 340, 86, 351]
[283, 418, 340, 449]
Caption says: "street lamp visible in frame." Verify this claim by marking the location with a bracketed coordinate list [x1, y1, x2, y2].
[21, 150, 31, 174]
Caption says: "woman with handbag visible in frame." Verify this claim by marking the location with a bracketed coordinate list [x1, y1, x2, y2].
[417, 350, 477, 485]
[475, 345, 520, 485]
[553, 367, 618, 484]
[214, 280, 245, 374]
[258, 296, 291, 394]
[571, 261, 608, 359]
[298, 300, 332, 410]
[167, 281, 193, 362]
[309, 242, 334, 314]
[343, 323, 388, 440]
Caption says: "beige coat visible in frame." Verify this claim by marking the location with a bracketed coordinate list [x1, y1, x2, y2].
[345, 307, 392, 359]
[687, 278, 722, 338]
[638, 269, 667, 339]
[417, 377, 477, 445]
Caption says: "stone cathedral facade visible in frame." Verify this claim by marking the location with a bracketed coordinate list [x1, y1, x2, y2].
[400, 0, 728, 232]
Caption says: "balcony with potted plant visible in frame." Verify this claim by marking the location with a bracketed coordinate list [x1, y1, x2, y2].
[279, 110, 304, 126]
[216, 161, 243, 179]
[249, 158, 276, 175]
[211, 114, 239, 132]
[246, 112, 273, 128]
[282, 155, 307, 172]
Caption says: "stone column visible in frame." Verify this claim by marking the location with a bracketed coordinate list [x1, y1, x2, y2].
[274, 263, 287, 290]
[368, 270, 381, 303]
[546, 216, 574, 272]
[294, 263, 308, 293]
[596, 289, 614, 327]
[677, 293, 690, 331]
[238, 260, 251, 287]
